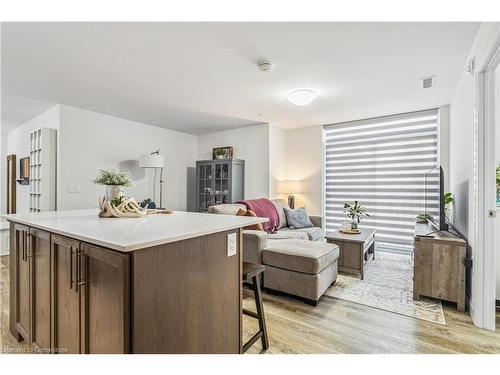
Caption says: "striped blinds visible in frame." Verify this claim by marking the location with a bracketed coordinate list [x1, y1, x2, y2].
[324, 109, 440, 253]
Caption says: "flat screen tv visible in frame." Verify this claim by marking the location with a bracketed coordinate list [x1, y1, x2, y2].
[424, 166, 448, 231]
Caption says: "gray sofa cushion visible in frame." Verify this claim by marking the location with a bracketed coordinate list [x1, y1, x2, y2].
[278, 226, 323, 241]
[262, 240, 339, 275]
[208, 203, 246, 215]
[271, 199, 288, 230]
[268, 231, 309, 240]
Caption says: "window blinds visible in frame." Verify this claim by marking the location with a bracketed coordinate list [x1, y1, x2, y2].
[323, 109, 440, 253]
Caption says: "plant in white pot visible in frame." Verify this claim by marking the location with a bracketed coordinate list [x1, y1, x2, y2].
[93, 168, 133, 202]
[444, 192, 454, 224]
[343, 201, 369, 230]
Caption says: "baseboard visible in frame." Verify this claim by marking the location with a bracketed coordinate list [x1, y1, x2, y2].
[0, 250, 9, 256]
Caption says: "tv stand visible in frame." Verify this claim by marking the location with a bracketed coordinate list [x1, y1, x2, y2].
[413, 222, 467, 312]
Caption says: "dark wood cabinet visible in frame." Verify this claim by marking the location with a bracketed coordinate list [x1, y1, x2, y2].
[10, 224, 51, 351]
[30, 228, 51, 352]
[51, 234, 82, 354]
[12, 224, 30, 341]
[80, 243, 130, 353]
[11, 229, 130, 354]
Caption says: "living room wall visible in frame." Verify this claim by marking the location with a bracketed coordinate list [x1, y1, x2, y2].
[196, 123, 270, 199]
[58, 105, 198, 211]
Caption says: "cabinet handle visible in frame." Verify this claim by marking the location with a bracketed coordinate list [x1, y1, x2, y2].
[76, 251, 86, 291]
[69, 247, 74, 290]
[23, 231, 27, 262]
[26, 233, 33, 259]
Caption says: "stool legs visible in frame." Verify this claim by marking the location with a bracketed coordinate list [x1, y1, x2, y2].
[251, 274, 269, 350]
[242, 274, 269, 352]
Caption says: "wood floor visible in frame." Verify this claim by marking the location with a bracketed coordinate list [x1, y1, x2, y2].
[1, 255, 499, 354]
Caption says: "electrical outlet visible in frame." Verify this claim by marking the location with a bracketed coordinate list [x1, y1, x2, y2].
[227, 233, 237, 257]
[66, 185, 80, 193]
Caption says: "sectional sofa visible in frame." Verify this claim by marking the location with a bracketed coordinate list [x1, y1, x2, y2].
[208, 199, 339, 305]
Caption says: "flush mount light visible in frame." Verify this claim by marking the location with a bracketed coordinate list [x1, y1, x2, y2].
[286, 89, 318, 106]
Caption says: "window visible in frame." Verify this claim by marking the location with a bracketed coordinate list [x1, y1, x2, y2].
[323, 109, 439, 253]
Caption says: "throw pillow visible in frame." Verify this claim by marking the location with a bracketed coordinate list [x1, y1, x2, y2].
[236, 209, 264, 231]
[283, 207, 314, 229]
[271, 199, 288, 230]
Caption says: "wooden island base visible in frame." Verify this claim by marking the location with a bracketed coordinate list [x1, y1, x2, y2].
[10, 223, 242, 354]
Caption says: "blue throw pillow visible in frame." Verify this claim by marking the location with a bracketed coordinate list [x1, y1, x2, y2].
[283, 207, 314, 229]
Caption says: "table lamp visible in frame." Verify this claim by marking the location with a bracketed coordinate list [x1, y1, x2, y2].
[281, 180, 301, 209]
[139, 150, 165, 208]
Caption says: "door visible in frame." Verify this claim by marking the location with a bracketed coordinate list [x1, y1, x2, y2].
[13, 224, 30, 341]
[214, 162, 230, 205]
[80, 243, 129, 353]
[198, 163, 215, 212]
[30, 228, 51, 352]
[51, 235, 81, 354]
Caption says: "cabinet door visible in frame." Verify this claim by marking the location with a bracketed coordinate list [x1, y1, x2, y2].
[30, 228, 51, 352]
[80, 243, 130, 353]
[51, 235, 81, 354]
[13, 224, 30, 341]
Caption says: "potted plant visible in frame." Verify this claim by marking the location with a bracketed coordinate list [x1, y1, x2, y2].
[93, 168, 133, 201]
[343, 201, 369, 230]
[214, 148, 226, 159]
[496, 165, 500, 204]
[444, 192, 454, 224]
[416, 213, 434, 224]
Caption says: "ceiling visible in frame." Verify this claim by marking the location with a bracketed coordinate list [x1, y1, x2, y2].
[1, 22, 479, 135]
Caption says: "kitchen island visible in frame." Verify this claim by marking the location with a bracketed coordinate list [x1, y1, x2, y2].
[4, 209, 267, 354]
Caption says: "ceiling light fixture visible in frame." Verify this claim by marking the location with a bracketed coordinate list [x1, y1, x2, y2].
[286, 89, 318, 106]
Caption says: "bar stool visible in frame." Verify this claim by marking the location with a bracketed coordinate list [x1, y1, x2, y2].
[242, 262, 269, 353]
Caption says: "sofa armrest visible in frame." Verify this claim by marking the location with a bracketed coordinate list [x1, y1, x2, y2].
[242, 230, 268, 264]
[309, 215, 322, 228]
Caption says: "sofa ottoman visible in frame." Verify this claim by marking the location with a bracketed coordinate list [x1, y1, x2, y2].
[262, 240, 339, 305]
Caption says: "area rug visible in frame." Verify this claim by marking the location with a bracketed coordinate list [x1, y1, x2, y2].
[324, 252, 446, 325]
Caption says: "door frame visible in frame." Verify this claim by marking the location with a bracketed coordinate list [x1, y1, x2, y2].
[473, 30, 500, 330]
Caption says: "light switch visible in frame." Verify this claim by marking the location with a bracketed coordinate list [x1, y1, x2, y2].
[66, 185, 81, 193]
[227, 232, 237, 257]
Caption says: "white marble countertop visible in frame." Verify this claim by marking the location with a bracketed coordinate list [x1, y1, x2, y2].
[2, 209, 268, 252]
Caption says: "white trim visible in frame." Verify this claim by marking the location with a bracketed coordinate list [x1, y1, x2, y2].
[473, 29, 500, 330]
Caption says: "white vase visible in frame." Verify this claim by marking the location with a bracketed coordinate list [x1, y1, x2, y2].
[105, 185, 124, 202]
[445, 204, 454, 225]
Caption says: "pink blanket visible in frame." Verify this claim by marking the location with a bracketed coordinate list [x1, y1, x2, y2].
[236, 198, 279, 233]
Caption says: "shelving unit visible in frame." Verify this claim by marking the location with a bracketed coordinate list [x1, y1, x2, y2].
[29, 127, 57, 212]
[196, 159, 245, 212]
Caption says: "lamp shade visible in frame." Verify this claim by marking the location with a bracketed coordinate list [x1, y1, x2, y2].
[139, 153, 164, 168]
[281, 180, 301, 194]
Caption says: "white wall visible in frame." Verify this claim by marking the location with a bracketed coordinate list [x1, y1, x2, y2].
[496, 63, 500, 302]
[285, 125, 323, 216]
[438, 105, 451, 192]
[269, 125, 288, 200]
[197, 124, 270, 199]
[58, 105, 197, 211]
[450, 23, 500, 240]
[7, 105, 60, 213]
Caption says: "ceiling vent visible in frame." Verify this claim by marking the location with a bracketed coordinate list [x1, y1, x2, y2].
[421, 76, 434, 89]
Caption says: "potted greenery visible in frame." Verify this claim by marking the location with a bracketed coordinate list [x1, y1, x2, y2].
[214, 148, 226, 159]
[93, 168, 133, 201]
[343, 201, 369, 230]
[444, 192, 454, 223]
[496, 165, 500, 204]
[416, 213, 434, 224]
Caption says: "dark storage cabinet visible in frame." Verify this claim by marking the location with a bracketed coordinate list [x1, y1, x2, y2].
[10, 228, 130, 354]
[196, 159, 245, 212]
